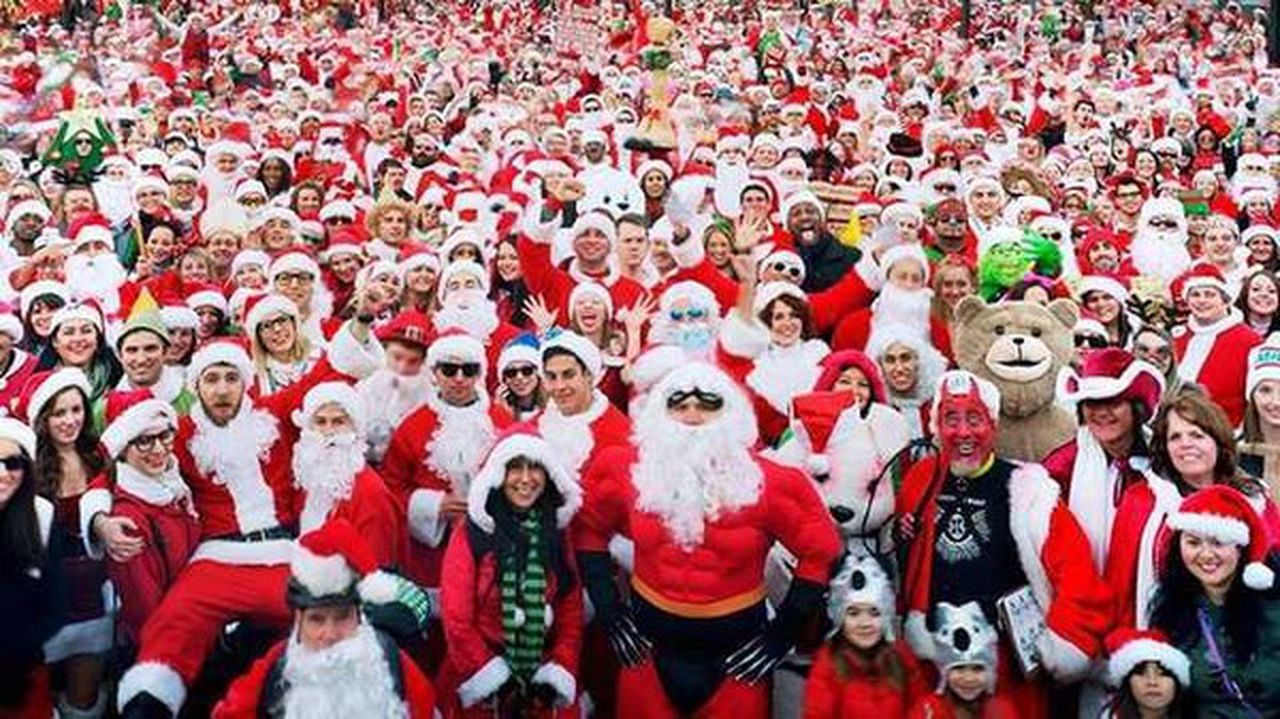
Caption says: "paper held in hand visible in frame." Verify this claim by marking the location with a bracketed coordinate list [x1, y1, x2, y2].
[997, 585, 1046, 679]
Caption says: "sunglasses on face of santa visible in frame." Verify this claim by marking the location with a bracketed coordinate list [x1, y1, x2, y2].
[669, 306, 708, 322]
[437, 362, 481, 378]
[770, 262, 803, 280]
[666, 389, 725, 412]
[1148, 218, 1178, 230]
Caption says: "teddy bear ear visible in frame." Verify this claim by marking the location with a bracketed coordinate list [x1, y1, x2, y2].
[954, 295, 987, 326]
[1045, 298, 1080, 330]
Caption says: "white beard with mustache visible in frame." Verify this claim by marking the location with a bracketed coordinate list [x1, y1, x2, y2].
[66, 253, 127, 314]
[280, 625, 408, 719]
[1130, 227, 1191, 282]
[434, 289, 499, 340]
[632, 412, 763, 551]
[424, 390, 495, 492]
[92, 178, 135, 224]
[293, 430, 366, 533]
[538, 392, 608, 473]
[871, 283, 933, 338]
[357, 369, 432, 463]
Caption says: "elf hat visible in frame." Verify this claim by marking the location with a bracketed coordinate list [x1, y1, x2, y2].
[1167, 485, 1276, 590]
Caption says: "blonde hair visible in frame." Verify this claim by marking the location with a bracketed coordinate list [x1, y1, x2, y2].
[365, 199, 417, 238]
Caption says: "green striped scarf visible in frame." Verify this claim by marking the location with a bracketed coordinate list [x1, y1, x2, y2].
[501, 512, 547, 682]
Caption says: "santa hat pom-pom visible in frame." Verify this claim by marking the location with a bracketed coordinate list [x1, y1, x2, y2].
[1243, 561, 1275, 591]
[356, 571, 400, 605]
[807, 453, 830, 477]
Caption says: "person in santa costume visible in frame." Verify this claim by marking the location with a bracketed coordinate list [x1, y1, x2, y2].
[573, 361, 841, 719]
[290, 381, 404, 567]
[88, 313, 382, 718]
[0, 308, 37, 411]
[1101, 628, 1191, 719]
[213, 519, 437, 719]
[536, 329, 633, 476]
[832, 242, 952, 360]
[895, 370, 1112, 719]
[1172, 263, 1261, 427]
[438, 430, 583, 718]
[434, 259, 522, 392]
[380, 328, 512, 595]
[357, 310, 434, 465]
[519, 208, 646, 322]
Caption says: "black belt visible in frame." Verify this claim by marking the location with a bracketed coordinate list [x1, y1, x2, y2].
[212, 526, 293, 543]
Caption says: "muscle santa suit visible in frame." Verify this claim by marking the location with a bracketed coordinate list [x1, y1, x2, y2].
[99, 324, 383, 716]
[573, 363, 841, 719]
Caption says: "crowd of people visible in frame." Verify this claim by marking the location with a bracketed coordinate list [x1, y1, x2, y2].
[2, 0, 1280, 717]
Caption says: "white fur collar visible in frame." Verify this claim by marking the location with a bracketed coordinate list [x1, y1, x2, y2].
[117, 461, 196, 515]
[568, 255, 621, 288]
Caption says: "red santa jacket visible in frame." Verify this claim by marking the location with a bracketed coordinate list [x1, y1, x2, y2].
[107, 475, 202, 645]
[896, 457, 1112, 685]
[573, 445, 840, 614]
[802, 640, 928, 719]
[300, 467, 406, 570]
[906, 694, 1019, 719]
[517, 234, 646, 324]
[438, 522, 583, 715]
[380, 395, 513, 587]
[534, 392, 632, 477]
[1172, 316, 1261, 427]
[1103, 474, 1183, 629]
[212, 635, 436, 719]
[0, 349, 36, 413]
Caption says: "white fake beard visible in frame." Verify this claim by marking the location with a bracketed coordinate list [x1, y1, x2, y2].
[434, 289, 499, 340]
[65, 253, 127, 312]
[1130, 228, 1192, 282]
[92, 179, 135, 224]
[871, 284, 933, 335]
[632, 412, 763, 551]
[293, 429, 365, 533]
[281, 625, 407, 719]
[358, 369, 431, 460]
[538, 399, 598, 473]
[424, 391, 495, 491]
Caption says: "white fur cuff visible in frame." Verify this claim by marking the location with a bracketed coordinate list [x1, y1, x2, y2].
[1038, 628, 1092, 683]
[718, 311, 770, 359]
[668, 231, 706, 269]
[407, 489, 448, 547]
[532, 662, 576, 707]
[904, 611, 935, 661]
[458, 657, 511, 708]
[78, 487, 112, 560]
[117, 661, 186, 714]
[328, 321, 385, 380]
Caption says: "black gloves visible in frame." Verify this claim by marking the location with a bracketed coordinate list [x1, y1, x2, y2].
[723, 578, 825, 683]
[578, 550, 652, 666]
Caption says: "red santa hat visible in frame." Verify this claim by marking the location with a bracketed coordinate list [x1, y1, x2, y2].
[1077, 275, 1129, 303]
[318, 199, 357, 223]
[439, 228, 487, 262]
[1176, 263, 1230, 301]
[541, 329, 602, 384]
[375, 310, 433, 350]
[1168, 485, 1276, 590]
[100, 388, 177, 458]
[185, 286, 229, 316]
[790, 390, 859, 477]
[12, 368, 91, 424]
[268, 252, 321, 284]
[568, 281, 614, 321]
[49, 301, 104, 334]
[230, 249, 271, 278]
[1105, 628, 1190, 688]
[425, 327, 486, 373]
[570, 211, 616, 249]
[321, 231, 364, 262]
[879, 243, 931, 284]
[779, 190, 825, 222]
[292, 381, 365, 435]
[813, 350, 888, 401]
[160, 304, 199, 332]
[1058, 348, 1165, 418]
[1247, 333, 1280, 398]
[289, 518, 399, 607]
[19, 280, 70, 318]
[0, 417, 35, 459]
[466, 428, 582, 534]
[187, 339, 254, 390]
[751, 281, 808, 317]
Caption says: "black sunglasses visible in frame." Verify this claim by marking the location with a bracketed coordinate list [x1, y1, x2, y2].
[1074, 334, 1109, 349]
[502, 365, 537, 380]
[771, 262, 802, 279]
[666, 388, 725, 411]
[1148, 219, 1178, 230]
[0, 454, 26, 472]
[438, 362, 481, 378]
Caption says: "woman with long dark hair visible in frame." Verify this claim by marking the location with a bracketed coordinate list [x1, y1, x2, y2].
[1101, 629, 1190, 719]
[0, 419, 65, 719]
[491, 236, 531, 329]
[438, 432, 583, 718]
[1149, 485, 1280, 715]
[19, 281, 69, 356]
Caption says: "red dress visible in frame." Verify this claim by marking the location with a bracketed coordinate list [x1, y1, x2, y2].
[803, 640, 928, 719]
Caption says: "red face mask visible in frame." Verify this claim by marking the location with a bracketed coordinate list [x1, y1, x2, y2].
[936, 381, 998, 475]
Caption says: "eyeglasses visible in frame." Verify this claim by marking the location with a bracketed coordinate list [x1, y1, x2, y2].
[669, 307, 707, 322]
[259, 315, 294, 334]
[502, 365, 537, 380]
[934, 184, 957, 193]
[275, 271, 314, 285]
[1074, 334, 1109, 349]
[0, 455, 25, 473]
[666, 388, 725, 411]
[325, 217, 353, 225]
[437, 362, 481, 378]
[937, 215, 966, 225]
[1115, 190, 1143, 200]
[1040, 231, 1063, 242]
[771, 262, 803, 280]
[130, 428, 175, 452]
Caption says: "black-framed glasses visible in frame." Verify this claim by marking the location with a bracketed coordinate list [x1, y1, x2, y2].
[259, 315, 294, 334]
[666, 388, 725, 411]
[1115, 190, 1143, 200]
[130, 428, 175, 452]
[502, 365, 537, 380]
[0, 454, 26, 473]
[324, 216, 353, 225]
[438, 362, 481, 378]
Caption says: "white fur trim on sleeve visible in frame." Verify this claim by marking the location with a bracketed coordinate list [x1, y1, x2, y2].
[117, 661, 187, 714]
[904, 610, 936, 661]
[1037, 628, 1093, 683]
[78, 487, 112, 560]
[458, 656, 511, 708]
[326, 321, 386, 380]
[532, 662, 577, 707]
[668, 231, 706, 269]
[407, 488, 448, 547]
[717, 311, 771, 359]
[608, 535, 635, 574]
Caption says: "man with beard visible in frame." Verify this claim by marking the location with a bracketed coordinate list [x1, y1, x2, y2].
[1128, 197, 1192, 283]
[95, 311, 383, 718]
[833, 244, 952, 358]
[381, 329, 511, 594]
[291, 382, 403, 566]
[59, 184, 101, 234]
[926, 198, 976, 263]
[358, 310, 433, 464]
[5, 199, 50, 256]
[779, 191, 857, 292]
[405, 132, 443, 198]
[66, 222, 129, 316]
[536, 330, 632, 475]
[1108, 175, 1147, 239]
[214, 519, 435, 719]
[572, 362, 841, 718]
[895, 371, 1112, 719]
[433, 260, 520, 391]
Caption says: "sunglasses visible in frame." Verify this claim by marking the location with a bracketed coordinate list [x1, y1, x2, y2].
[130, 428, 175, 452]
[669, 307, 707, 322]
[771, 262, 803, 280]
[1148, 219, 1178, 230]
[937, 215, 966, 225]
[438, 362, 481, 378]
[1074, 334, 1109, 349]
[0, 454, 25, 473]
[666, 388, 725, 411]
[1040, 232, 1063, 242]
[325, 217, 353, 225]
[502, 365, 537, 380]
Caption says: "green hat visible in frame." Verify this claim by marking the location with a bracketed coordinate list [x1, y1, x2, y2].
[116, 308, 170, 350]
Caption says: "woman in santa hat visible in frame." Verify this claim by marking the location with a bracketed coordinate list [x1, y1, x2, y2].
[1077, 276, 1139, 349]
[1240, 334, 1280, 484]
[437, 431, 583, 718]
[19, 281, 69, 357]
[398, 248, 443, 316]
[1101, 629, 1191, 719]
[244, 293, 323, 394]
[1149, 485, 1280, 715]
[35, 302, 122, 408]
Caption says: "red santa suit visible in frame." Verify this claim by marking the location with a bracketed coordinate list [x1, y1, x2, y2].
[0, 346, 37, 412]
[802, 641, 928, 719]
[1173, 308, 1260, 427]
[518, 208, 647, 323]
[573, 363, 841, 719]
[535, 389, 633, 477]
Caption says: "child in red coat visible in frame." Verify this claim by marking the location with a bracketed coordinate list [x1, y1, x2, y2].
[908, 601, 1018, 719]
[803, 556, 928, 719]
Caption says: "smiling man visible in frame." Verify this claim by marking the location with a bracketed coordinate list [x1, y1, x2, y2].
[1172, 263, 1262, 426]
[110, 305, 196, 423]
